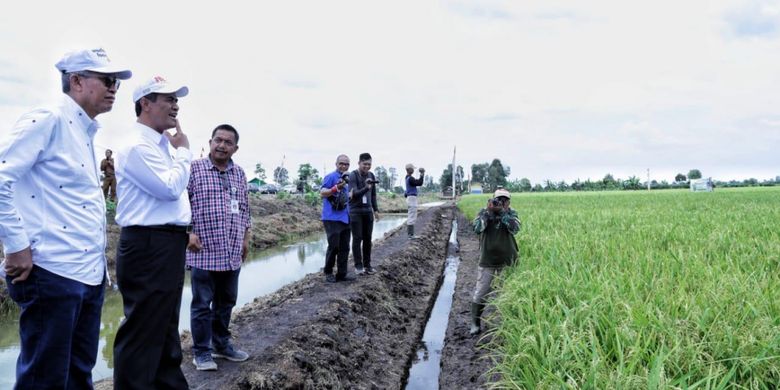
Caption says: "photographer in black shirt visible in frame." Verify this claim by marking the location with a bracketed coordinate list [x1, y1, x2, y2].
[348, 153, 380, 275]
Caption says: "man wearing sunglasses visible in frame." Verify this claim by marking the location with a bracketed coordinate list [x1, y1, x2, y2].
[0, 48, 131, 389]
[185, 124, 251, 371]
[113, 76, 191, 389]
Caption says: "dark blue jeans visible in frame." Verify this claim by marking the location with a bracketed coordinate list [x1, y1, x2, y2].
[190, 267, 240, 357]
[323, 221, 350, 278]
[6, 265, 105, 390]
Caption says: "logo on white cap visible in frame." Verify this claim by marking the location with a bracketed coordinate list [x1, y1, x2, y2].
[54, 48, 132, 80]
[132, 76, 189, 102]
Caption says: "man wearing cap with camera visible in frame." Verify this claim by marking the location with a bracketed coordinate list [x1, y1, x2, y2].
[0, 48, 131, 388]
[320, 154, 355, 283]
[404, 163, 425, 238]
[469, 188, 521, 336]
[348, 152, 380, 275]
[112, 76, 191, 389]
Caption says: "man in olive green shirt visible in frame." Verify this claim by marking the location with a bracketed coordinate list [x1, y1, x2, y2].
[470, 188, 520, 335]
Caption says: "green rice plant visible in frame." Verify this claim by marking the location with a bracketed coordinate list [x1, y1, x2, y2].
[459, 187, 780, 389]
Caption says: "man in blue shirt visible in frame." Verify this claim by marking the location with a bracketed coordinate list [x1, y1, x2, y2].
[320, 154, 356, 283]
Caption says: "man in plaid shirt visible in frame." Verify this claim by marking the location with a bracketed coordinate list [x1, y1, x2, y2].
[186, 124, 252, 371]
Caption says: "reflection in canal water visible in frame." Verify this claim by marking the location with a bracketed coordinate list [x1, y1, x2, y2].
[405, 220, 459, 389]
[0, 215, 406, 387]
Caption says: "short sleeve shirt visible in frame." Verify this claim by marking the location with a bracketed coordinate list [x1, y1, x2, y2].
[321, 170, 349, 224]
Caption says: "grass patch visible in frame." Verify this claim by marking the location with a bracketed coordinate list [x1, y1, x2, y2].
[459, 187, 780, 388]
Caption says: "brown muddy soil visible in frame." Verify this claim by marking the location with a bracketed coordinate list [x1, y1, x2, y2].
[175, 204, 456, 389]
[439, 213, 501, 389]
[379, 193, 440, 213]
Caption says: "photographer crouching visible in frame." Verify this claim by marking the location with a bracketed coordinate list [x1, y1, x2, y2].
[348, 153, 380, 275]
[320, 154, 356, 283]
[470, 188, 521, 335]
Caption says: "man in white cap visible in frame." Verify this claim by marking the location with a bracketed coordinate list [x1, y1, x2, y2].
[404, 163, 425, 238]
[0, 48, 130, 389]
[112, 76, 191, 389]
[469, 188, 520, 336]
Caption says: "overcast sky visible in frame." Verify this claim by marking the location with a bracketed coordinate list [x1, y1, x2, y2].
[1, 0, 778, 185]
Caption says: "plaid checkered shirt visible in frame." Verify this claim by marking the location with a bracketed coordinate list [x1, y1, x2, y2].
[186, 157, 252, 271]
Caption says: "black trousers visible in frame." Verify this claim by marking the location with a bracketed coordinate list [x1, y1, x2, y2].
[349, 213, 374, 268]
[323, 220, 350, 278]
[113, 226, 189, 390]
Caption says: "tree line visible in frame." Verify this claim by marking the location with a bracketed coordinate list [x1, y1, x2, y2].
[252, 159, 778, 195]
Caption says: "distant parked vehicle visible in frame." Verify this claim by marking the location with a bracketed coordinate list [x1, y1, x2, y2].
[258, 184, 278, 194]
[247, 183, 260, 193]
[281, 184, 299, 194]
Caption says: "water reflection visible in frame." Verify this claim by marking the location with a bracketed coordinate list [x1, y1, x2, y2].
[0, 215, 406, 386]
[405, 220, 458, 389]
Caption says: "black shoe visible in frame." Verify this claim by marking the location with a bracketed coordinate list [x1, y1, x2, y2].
[336, 274, 356, 282]
[364, 266, 376, 275]
[325, 274, 337, 283]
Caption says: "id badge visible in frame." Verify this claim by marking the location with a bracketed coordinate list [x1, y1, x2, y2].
[362, 195, 368, 204]
[230, 199, 240, 214]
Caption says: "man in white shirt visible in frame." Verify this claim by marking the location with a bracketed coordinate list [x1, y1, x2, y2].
[0, 48, 131, 389]
[112, 76, 191, 390]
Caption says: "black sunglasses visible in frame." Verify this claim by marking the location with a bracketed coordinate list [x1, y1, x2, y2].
[76, 72, 120, 89]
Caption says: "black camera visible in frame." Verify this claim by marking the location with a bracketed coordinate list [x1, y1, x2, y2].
[340, 173, 350, 183]
[490, 198, 503, 207]
[366, 178, 378, 184]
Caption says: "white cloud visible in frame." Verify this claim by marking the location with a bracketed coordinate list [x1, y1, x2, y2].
[0, 0, 778, 186]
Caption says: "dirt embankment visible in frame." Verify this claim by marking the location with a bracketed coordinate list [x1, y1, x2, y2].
[379, 193, 440, 213]
[175, 204, 456, 389]
[439, 212, 501, 388]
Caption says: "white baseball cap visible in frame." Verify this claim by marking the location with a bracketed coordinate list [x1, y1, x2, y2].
[55, 48, 132, 79]
[494, 188, 511, 199]
[132, 76, 189, 102]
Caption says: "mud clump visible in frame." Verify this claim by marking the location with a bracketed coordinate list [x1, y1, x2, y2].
[237, 208, 453, 389]
[178, 204, 456, 389]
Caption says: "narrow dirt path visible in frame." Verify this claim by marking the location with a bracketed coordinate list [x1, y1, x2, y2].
[175, 204, 457, 389]
[439, 212, 500, 389]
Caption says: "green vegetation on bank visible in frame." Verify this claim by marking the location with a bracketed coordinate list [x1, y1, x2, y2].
[459, 187, 780, 388]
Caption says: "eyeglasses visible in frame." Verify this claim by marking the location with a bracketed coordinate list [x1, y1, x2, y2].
[337, 162, 350, 166]
[219, 171, 229, 190]
[75, 72, 120, 90]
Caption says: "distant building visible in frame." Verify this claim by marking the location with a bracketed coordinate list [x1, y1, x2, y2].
[471, 182, 483, 194]
[690, 177, 714, 192]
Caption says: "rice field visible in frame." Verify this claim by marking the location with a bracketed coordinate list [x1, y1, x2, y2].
[459, 187, 780, 389]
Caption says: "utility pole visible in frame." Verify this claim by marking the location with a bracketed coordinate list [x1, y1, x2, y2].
[647, 168, 651, 191]
[451, 146, 456, 199]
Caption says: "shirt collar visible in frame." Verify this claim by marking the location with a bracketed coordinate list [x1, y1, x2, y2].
[134, 122, 168, 148]
[61, 95, 100, 136]
[206, 154, 234, 171]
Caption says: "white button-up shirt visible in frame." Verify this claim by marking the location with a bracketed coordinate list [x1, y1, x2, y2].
[0, 95, 107, 285]
[115, 122, 192, 227]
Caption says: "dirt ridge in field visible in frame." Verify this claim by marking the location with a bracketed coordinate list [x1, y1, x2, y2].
[439, 212, 501, 389]
[176, 203, 456, 389]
